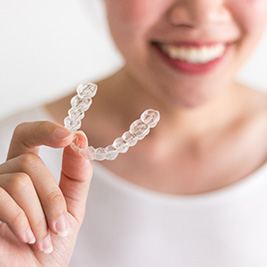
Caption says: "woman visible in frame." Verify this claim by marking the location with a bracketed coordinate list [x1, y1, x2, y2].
[0, 0, 267, 266]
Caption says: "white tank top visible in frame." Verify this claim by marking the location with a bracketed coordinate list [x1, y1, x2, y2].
[1, 106, 267, 267]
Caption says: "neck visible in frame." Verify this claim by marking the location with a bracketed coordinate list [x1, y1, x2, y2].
[96, 67, 242, 143]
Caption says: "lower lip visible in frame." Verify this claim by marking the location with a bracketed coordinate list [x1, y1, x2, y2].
[152, 44, 228, 75]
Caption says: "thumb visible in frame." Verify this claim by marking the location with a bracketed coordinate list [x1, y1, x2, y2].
[59, 131, 93, 223]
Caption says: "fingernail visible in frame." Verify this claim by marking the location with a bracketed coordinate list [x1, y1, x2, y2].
[73, 131, 87, 149]
[53, 127, 71, 139]
[54, 214, 69, 237]
[38, 234, 53, 254]
[24, 228, 36, 244]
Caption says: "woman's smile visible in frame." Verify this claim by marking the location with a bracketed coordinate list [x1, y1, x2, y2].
[150, 41, 232, 75]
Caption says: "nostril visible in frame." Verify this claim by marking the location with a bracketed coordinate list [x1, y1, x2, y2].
[167, 3, 193, 28]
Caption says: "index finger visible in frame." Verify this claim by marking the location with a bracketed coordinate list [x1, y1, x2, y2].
[7, 121, 75, 160]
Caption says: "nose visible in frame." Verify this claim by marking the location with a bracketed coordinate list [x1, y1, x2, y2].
[168, 0, 231, 28]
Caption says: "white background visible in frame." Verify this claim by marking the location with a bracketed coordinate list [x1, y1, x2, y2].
[1, 0, 267, 119]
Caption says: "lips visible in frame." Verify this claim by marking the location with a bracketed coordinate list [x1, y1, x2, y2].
[150, 41, 230, 75]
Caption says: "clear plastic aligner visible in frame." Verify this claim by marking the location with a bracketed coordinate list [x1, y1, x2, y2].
[64, 81, 160, 161]
[64, 82, 97, 132]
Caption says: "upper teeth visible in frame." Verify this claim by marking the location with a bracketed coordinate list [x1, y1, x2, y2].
[160, 44, 225, 64]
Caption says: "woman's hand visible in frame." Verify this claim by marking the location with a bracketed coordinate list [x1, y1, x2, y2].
[0, 121, 93, 267]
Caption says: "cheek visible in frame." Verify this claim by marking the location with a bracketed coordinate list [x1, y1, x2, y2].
[105, 0, 168, 62]
[230, 0, 267, 33]
[105, 0, 166, 36]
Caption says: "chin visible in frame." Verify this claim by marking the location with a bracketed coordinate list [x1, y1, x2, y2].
[172, 95, 211, 109]
[157, 82, 220, 109]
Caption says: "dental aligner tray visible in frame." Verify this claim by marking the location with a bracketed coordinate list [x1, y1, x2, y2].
[64, 81, 160, 161]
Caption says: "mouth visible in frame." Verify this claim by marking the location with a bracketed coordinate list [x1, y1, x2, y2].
[150, 41, 231, 75]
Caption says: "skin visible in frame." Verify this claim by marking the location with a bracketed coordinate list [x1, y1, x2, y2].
[1, 0, 267, 265]
[0, 125, 92, 266]
[91, 0, 267, 193]
[67, 0, 267, 193]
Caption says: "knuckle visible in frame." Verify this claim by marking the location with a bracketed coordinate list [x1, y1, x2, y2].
[45, 190, 64, 208]
[35, 120, 55, 135]
[0, 189, 28, 228]
[18, 153, 42, 169]
[13, 121, 53, 145]
[34, 121, 47, 133]
[9, 173, 31, 192]
[12, 209, 27, 228]
[13, 122, 28, 136]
